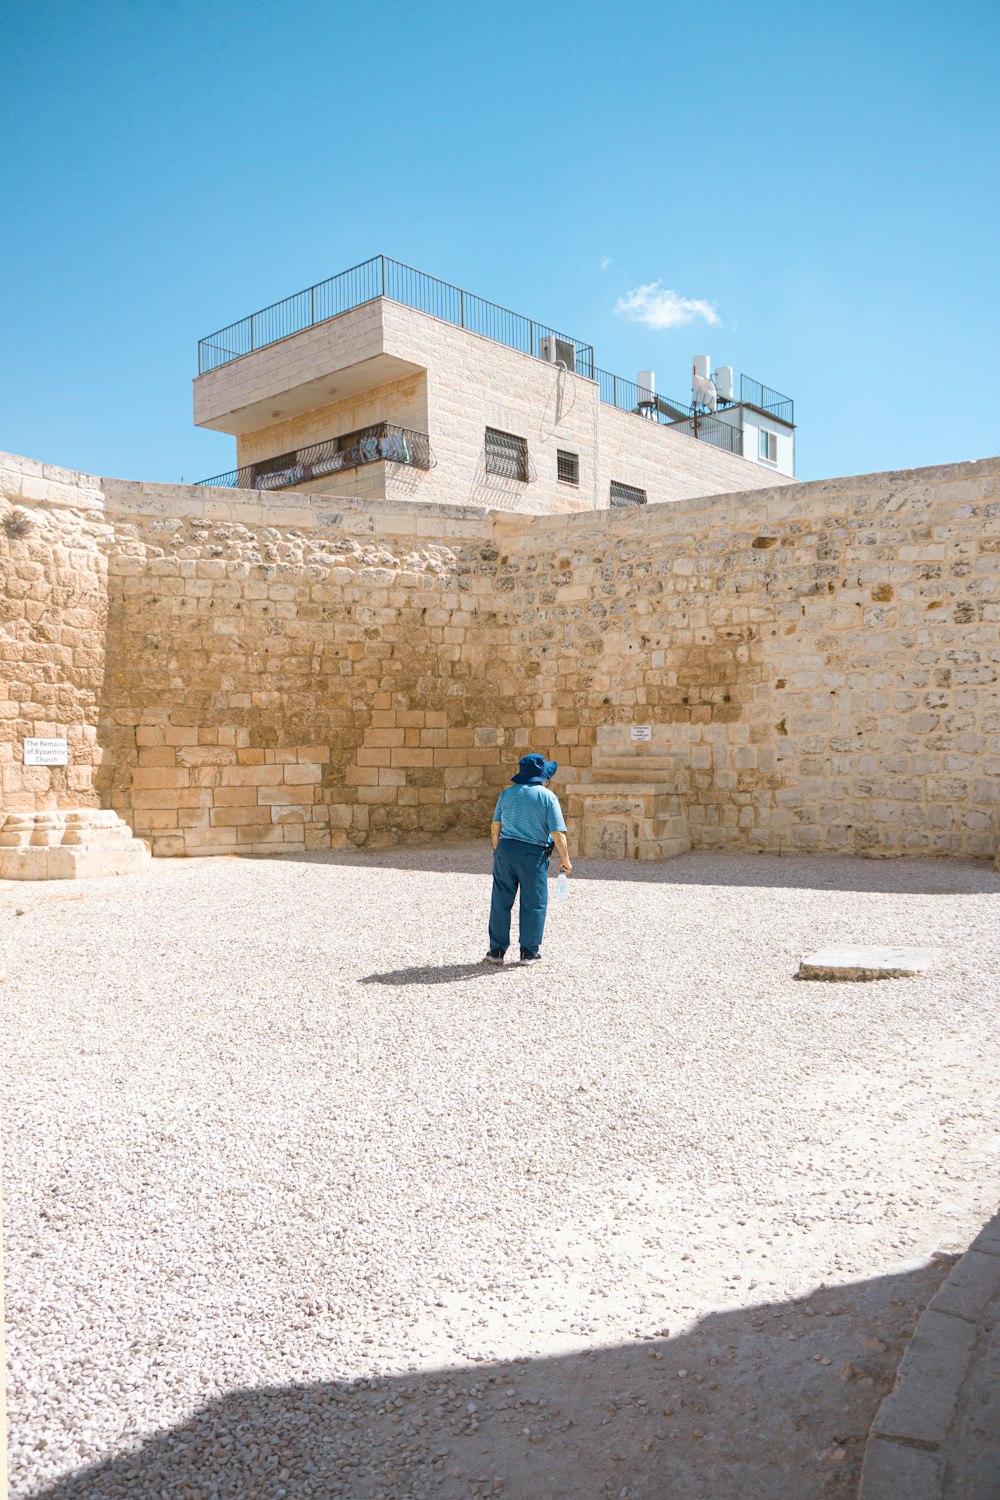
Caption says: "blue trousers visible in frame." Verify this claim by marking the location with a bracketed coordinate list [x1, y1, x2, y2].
[489, 838, 551, 956]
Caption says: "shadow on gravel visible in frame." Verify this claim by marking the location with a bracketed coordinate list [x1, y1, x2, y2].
[360, 962, 521, 986]
[24, 1261, 952, 1500]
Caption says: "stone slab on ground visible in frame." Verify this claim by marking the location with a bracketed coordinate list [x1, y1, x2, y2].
[858, 1438, 946, 1499]
[798, 946, 936, 981]
[870, 1309, 978, 1447]
[860, 1206, 1000, 1500]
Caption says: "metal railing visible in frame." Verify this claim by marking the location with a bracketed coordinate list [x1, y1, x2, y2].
[597, 366, 792, 456]
[196, 422, 433, 490]
[740, 375, 794, 424]
[662, 413, 744, 456]
[596, 368, 692, 424]
[197, 255, 595, 377]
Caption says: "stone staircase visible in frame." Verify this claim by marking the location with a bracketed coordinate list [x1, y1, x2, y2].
[0, 809, 150, 880]
[565, 731, 690, 863]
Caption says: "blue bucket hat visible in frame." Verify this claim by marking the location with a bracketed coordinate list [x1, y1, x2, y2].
[511, 753, 558, 785]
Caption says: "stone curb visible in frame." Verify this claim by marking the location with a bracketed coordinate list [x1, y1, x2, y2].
[858, 1208, 1000, 1499]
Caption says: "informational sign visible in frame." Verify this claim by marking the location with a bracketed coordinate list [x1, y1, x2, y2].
[630, 725, 652, 742]
[23, 738, 68, 766]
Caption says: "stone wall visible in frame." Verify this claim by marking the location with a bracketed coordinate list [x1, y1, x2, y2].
[96, 497, 506, 856]
[489, 461, 1000, 858]
[2, 448, 998, 861]
[0, 455, 110, 815]
[1, 454, 511, 856]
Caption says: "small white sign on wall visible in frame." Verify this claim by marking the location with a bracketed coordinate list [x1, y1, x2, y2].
[630, 725, 652, 742]
[23, 738, 68, 766]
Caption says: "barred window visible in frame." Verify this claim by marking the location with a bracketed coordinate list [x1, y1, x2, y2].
[610, 480, 647, 507]
[485, 427, 528, 481]
[557, 450, 579, 485]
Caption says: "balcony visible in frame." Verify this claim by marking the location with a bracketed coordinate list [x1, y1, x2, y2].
[196, 422, 432, 490]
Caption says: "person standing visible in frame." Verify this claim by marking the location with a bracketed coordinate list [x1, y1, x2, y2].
[485, 753, 572, 966]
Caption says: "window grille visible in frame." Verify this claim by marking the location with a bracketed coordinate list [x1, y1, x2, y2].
[610, 480, 647, 508]
[485, 427, 529, 481]
[758, 429, 778, 463]
[557, 450, 579, 485]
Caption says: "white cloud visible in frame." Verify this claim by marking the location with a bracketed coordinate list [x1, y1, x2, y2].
[599, 255, 612, 271]
[615, 281, 721, 331]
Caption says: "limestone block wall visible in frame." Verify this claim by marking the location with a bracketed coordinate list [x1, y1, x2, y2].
[490, 458, 1000, 858]
[2, 447, 999, 862]
[0, 454, 110, 812]
[96, 499, 506, 856]
[1, 453, 515, 857]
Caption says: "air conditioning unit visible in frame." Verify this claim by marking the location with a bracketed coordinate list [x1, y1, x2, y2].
[539, 334, 577, 372]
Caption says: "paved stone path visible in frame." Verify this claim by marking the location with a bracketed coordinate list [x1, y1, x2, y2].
[861, 1212, 1000, 1499]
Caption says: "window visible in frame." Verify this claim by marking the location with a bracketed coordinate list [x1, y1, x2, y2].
[485, 427, 529, 481]
[610, 480, 647, 508]
[758, 429, 778, 463]
[557, 450, 579, 485]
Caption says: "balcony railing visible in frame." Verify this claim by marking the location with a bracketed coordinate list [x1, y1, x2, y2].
[662, 413, 744, 456]
[196, 422, 433, 490]
[740, 375, 794, 424]
[596, 367, 693, 424]
[596, 367, 742, 453]
[197, 255, 596, 378]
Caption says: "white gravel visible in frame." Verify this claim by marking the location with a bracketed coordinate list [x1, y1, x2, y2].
[2, 845, 999, 1499]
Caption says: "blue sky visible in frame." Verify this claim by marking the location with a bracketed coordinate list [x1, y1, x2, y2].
[2, 0, 998, 486]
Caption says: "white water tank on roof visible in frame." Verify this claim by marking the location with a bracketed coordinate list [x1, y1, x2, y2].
[692, 355, 711, 381]
[715, 365, 734, 401]
[637, 370, 655, 393]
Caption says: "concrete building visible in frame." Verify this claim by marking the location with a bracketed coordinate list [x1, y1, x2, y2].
[193, 255, 796, 514]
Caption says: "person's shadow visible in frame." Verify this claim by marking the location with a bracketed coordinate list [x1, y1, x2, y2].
[360, 961, 521, 986]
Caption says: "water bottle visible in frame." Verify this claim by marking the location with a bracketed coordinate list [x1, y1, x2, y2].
[555, 871, 569, 902]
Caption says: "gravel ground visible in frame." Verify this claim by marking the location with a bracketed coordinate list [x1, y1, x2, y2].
[2, 845, 999, 1500]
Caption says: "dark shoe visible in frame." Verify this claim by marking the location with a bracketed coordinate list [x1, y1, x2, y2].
[519, 949, 542, 965]
[484, 949, 506, 964]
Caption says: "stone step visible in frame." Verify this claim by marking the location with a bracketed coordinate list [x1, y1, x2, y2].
[637, 837, 691, 861]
